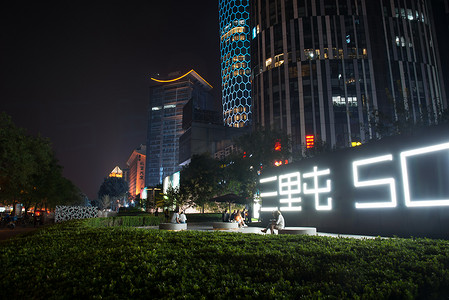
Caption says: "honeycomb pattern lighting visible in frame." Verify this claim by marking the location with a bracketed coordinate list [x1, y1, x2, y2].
[219, 0, 251, 128]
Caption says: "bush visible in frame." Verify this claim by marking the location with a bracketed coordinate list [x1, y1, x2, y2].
[117, 207, 148, 216]
[84, 215, 161, 227]
[1, 220, 449, 298]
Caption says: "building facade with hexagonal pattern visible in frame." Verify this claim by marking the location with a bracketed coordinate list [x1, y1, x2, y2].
[219, 0, 252, 128]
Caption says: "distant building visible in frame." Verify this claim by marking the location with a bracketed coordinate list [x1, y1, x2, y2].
[251, 0, 447, 151]
[109, 166, 123, 178]
[126, 144, 146, 197]
[179, 121, 248, 166]
[179, 90, 249, 165]
[219, 0, 252, 127]
[146, 70, 217, 186]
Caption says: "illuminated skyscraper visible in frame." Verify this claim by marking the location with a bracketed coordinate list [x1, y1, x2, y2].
[126, 144, 146, 197]
[251, 0, 446, 151]
[146, 70, 215, 186]
[109, 166, 123, 178]
[219, 0, 252, 128]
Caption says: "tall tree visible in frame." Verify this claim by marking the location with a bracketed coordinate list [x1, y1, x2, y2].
[234, 128, 291, 169]
[219, 153, 255, 201]
[97, 177, 129, 209]
[180, 153, 221, 213]
[229, 128, 292, 199]
[164, 185, 189, 210]
[0, 113, 82, 213]
[0, 113, 35, 206]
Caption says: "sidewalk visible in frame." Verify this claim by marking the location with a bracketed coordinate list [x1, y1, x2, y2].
[0, 227, 41, 242]
[0, 223, 378, 242]
[141, 222, 378, 239]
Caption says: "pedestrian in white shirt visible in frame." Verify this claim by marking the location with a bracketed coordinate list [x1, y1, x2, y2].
[171, 210, 180, 224]
[179, 211, 187, 223]
[261, 210, 285, 234]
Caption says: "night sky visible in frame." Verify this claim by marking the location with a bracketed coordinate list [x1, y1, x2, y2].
[0, 1, 221, 199]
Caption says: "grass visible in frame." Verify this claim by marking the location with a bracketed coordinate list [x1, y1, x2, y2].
[0, 219, 449, 299]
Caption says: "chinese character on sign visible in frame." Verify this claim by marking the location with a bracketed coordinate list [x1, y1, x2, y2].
[259, 176, 279, 211]
[303, 167, 332, 210]
[279, 172, 302, 211]
[260, 168, 332, 211]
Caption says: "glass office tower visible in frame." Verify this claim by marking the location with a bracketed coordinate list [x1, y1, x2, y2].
[146, 70, 214, 186]
[219, 0, 252, 128]
[251, 0, 446, 150]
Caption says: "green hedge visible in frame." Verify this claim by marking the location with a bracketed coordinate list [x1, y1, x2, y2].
[1, 220, 449, 299]
[84, 215, 161, 227]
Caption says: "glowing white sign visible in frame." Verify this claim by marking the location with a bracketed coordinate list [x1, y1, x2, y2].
[279, 172, 302, 211]
[353, 155, 397, 209]
[401, 142, 449, 207]
[260, 141, 449, 211]
[260, 176, 279, 212]
[260, 167, 332, 211]
[303, 167, 332, 210]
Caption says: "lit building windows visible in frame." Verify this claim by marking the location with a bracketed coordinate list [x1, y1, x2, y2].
[274, 54, 284, 67]
[265, 58, 272, 68]
[251, 0, 445, 151]
[219, 0, 251, 127]
[332, 96, 358, 107]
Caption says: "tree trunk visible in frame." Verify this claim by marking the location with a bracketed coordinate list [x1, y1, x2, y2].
[12, 200, 16, 216]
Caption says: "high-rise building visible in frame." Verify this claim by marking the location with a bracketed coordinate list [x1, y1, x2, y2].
[108, 166, 123, 178]
[219, 0, 252, 128]
[430, 0, 449, 106]
[146, 70, 215, 186]
[251, 0, 447, 151]
[126, 144, 146, 197]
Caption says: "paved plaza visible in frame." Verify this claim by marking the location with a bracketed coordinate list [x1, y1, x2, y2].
[0, 223, 378, 242]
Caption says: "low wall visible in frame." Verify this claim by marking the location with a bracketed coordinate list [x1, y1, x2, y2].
[55, 206, 98, 223]
[259, 124, 449, 239]
[159, 223, 187, 231]
[212, 222, 239, 230]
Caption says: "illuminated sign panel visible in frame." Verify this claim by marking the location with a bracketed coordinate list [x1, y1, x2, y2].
[306, 135, 314, 148]
[400, 142, 449, 207]
[353, 155, 397, 209]
[258, 125, 449, 238]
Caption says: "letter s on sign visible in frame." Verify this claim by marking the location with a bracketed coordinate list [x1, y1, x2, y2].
[353, 154, 397, 209]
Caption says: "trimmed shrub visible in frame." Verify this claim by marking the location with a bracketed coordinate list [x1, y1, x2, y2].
[1, 220, 449, 299]
[83, 215, 161, 227]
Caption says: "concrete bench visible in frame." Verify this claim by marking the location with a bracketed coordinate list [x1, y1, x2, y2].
[212, 222, 240, 230]
[159, 223, 187, 231]
[278, 227, 317, 235]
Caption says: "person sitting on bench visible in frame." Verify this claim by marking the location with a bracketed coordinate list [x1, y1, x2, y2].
[261, 210, 284, 234]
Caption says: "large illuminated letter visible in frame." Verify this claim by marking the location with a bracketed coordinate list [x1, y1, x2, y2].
[279, 172, 302, 211]
[303, 166, 332, 210]
[400, 142, 449, 207]
[353, 155, 397, 209]
[259, 176, 279, 211]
